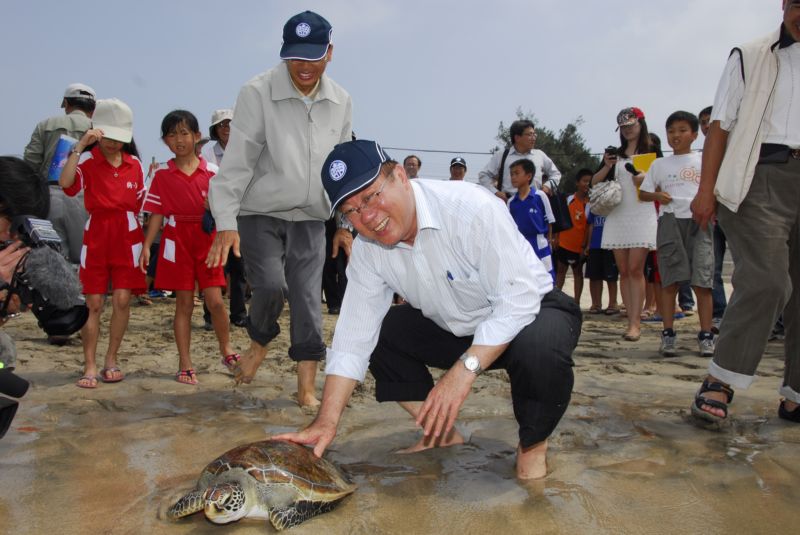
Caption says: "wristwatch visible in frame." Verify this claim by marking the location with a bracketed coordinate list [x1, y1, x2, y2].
[459, 353, 483, 375]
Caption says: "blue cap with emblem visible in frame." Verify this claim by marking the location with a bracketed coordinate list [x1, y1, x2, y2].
[279, 11, 332, 61]
[322, 140, 391, 217]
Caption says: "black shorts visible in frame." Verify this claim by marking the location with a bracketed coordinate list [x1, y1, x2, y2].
[555, 248, 584, 267]
[585, 249, 618, 282]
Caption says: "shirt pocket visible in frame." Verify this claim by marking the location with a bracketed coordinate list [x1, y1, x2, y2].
[447, 274, 490, 312]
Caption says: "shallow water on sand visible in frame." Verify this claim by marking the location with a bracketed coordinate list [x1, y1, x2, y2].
[1, 298, 799, 534]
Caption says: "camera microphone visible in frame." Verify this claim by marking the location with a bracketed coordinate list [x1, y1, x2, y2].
[625, 163, 642, 176]
[24, 247, 84, 310]
[11, 246, 88, 336]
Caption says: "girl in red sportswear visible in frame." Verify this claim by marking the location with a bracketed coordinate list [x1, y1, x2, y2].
[139, 110, 238, 385]
[59, 98, 146, 389]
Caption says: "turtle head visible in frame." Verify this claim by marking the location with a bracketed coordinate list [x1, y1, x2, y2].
[203, 482, 247, 524]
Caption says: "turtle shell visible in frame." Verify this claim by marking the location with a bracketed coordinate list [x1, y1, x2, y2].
[202, 439, 355, 501]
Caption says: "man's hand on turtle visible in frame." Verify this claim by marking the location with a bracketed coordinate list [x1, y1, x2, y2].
[274, 418, 338, 458]
[206, 230, 240, 268]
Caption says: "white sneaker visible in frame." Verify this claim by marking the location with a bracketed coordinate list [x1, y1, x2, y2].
[698, 336, 715, 357]
[660, 331, 677, 357]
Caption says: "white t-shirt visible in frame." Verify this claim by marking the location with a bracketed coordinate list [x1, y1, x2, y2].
[639, 152, 701, 219]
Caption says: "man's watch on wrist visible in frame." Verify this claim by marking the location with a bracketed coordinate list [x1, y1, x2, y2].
[459, 353, 483, 375]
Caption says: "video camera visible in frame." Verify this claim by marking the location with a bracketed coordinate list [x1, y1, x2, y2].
[0, 215, 88, 336]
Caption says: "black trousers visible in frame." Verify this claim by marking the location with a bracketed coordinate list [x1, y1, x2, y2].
[369, 289, 581, 447]
[203, 250, 248, 323]
[322, 218, 348, 310]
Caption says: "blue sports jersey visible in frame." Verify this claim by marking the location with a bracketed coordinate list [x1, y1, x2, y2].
[588, 211, 606, 250]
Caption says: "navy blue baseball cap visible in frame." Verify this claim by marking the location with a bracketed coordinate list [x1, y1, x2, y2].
[322, 140, 392, 217]
[280, 11, 332, 61]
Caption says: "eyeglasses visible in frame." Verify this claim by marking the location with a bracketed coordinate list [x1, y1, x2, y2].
[341, 174, 389, 220]
[217, 121, 231, 129]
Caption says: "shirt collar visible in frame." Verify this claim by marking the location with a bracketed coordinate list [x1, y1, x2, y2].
[272, 61, 341, 104]
[779, 24, 797, 49]
[411, 180, 442, 232]
[167, 157, 207, 174]
[510, 145, 533, 156]
[90, 145, 134, 166]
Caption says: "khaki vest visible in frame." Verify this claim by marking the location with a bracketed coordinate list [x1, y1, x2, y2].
[715, 28, 781, 213]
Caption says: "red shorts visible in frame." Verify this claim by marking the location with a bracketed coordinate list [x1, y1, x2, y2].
[79, 211, 146, 294]
[154, 218, 225, 291]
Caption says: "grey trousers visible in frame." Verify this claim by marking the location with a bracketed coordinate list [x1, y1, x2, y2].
[48, 186, 88, 265]
[710, 158, 800, 403]
[237, 215, 326, 361]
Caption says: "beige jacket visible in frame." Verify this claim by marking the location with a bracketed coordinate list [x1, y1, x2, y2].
[24, 110, 92, 181]
[209, 62, 352, 230]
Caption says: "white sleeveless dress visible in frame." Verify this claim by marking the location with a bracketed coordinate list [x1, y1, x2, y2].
[600, 157, 657, 249]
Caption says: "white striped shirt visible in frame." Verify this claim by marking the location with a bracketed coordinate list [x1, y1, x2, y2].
[325, 179, 554, 382]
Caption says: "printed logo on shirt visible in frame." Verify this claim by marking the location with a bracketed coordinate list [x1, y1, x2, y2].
[329, 160, 347, 181]
[127, 181, 138, 190]
[679, 166, 700, 184]
[296, 23, 311, 38]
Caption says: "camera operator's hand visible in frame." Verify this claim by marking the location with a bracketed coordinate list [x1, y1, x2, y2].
[0, 241, 28, 324]
[602, 151, 618, 169]
[0, 241, 28, 284]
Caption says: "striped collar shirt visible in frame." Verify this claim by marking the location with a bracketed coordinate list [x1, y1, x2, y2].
[325, 179, 554, 382]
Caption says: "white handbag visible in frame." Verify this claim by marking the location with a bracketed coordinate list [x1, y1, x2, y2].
[588, 179, 622, 216]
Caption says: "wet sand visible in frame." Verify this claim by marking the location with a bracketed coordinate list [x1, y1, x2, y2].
[1, 284, 799, 534]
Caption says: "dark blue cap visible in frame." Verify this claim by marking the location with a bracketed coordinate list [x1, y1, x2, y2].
[322, 140, 391, 217]
[280, 11, 332, 61]
[450, 157, 467, 168]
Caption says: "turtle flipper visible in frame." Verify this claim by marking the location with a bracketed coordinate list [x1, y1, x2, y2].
[167, 490, 206, 520]
[268, 500, 342, 531]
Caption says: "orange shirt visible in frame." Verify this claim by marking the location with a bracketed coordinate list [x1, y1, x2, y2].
[558, 194, 589, 253]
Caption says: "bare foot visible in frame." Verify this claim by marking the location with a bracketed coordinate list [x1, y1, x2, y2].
[233, 345, 268, 385]
[296, 361, 319, 408]
[296, 392, 321, 408]
[396, 427, 464, 454]
[516, 440, 548, 480]
[622, 328, 640, 341]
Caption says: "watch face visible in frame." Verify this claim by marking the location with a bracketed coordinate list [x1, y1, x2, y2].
[465, 355, 480, 372]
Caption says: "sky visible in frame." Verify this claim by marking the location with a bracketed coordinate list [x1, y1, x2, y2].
[2, 0, 780, 181]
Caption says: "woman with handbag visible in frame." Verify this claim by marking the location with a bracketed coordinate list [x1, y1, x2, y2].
[591, 107, 658, 341]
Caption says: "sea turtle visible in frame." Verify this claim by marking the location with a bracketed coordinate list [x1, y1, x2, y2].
[167, 439, 356, 530]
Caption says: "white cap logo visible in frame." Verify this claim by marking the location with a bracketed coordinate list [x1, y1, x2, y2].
[296, 22, 311, 38]
[329, 160, 347, 181]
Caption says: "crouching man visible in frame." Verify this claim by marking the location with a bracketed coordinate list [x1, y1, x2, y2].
[277, 140, 581, 479]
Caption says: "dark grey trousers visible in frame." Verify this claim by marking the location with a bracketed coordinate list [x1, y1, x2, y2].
[712, 158, 800, 403]
[369, 289, 581, 447]
[237, 215, 326, 361]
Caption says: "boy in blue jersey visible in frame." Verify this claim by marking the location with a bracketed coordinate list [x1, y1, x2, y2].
[508, 159, 555, 281]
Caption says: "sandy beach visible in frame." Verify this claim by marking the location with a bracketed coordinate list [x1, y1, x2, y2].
[1, 278, 799, 534]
